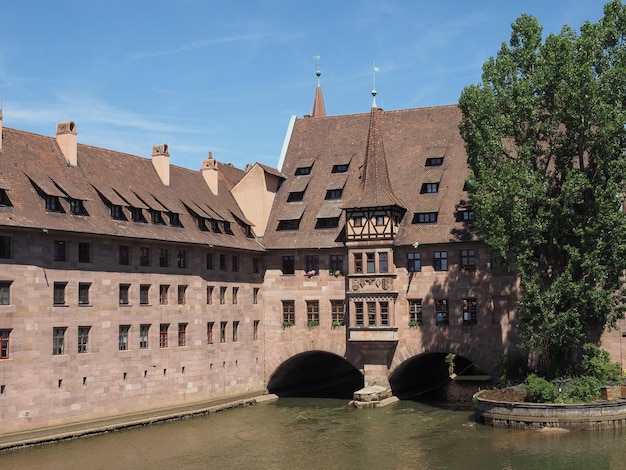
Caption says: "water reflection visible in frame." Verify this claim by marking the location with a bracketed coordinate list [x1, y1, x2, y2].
[2, 392, 625, 469]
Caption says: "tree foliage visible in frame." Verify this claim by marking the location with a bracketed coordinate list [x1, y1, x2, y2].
[459, 0, 626, 375]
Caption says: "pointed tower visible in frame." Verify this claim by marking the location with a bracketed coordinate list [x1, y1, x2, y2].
[311, 58, 326, 118]
[343, 92, 406, 241]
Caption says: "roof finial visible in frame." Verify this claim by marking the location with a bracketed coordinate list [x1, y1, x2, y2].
[314, 54, 321, 87]
[372, 62, 380, 108]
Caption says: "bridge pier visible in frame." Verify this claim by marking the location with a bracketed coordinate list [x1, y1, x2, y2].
[348, 340, 398, 408]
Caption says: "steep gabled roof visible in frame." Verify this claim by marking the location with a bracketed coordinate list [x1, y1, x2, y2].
[263, 104, 476, 249]
[343, 106, 406, 211]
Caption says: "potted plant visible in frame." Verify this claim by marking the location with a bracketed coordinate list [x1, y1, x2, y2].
[282, 320, 294, 329]
[408, 320, 420, 328]
[331, 320, 344, 328]
[305, 270, 316, 278]
[307, 319, 319, 328]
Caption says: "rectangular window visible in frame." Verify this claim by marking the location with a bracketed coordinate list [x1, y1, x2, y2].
[353, 216, 364, 227]
[53, 240, 66, 262]
[331, 301, 345, 326]
[111, 204, 123, 219]
[54, 282, 67, 306]
[219, 254, 226, 270]
[178, 323, 187, 347]
[207, 322, 214, 344]
[375, 215, 386, 226]
[331, 163, 349, 173]
[160, 248, 169, 267]
[409, 299, 423, 326]
[408, 252, 421, 272]
[140, 247, 150, 266]
[78, 326, 90, 353]
[159, 324, 169, 348]
[119, 284, 130, 305]
[220, 286, 227, 305]
[366, 253, 376, 273]
[367, 302, 376, 326]
[252, 257, 259, 273]
[282, 256, 295, 275]
[287, 191, 304, 202]
[295, 166, 312, 176]
[177, 250, 187, 268]
[305, 255, 319, 275]
[253, 287, 259, 305]
[379, 252, 388, 273]
[461, 249, 476, 271]
[306, 301, 320, 326]
[178, 285, 187, 305]
[278, 219, 301, 231]
[463, 298, 478, 325]
[119, 325, 130, 351]
[139, 324, 150, 349]
[78, 282, 91, 305]
[137, 284, 150, 305]
[45, 195, 60, 211]
[330, 255, 343, 274]
[232, 255, 238, 272]
[232, 286, 238, 304]
[69, 198, 84, 215]
[325, 188, 342, 200]
[78, 242, 91, 263]
[132, 207, 144, 222]
[220, 321, 227, 343]
[282, 300, 295, 326]
[159, 285, 169, 305]
[434, 251, 448, 271]
[119, 245, 129, 265]
[355, 302, 364, 326]
[206, 252, 214, 270]
[169, 212, 181, 226]
[435, 299, 449, 325]
[0, 281, 11, 305]
[0, 329, 10, 359]
[150, 210, 164, 225]
[0, 236, 11, 259]
[53, 327, 66, 355]
[425, 157, 444, 166]
[421, 182, 440, 193]
[354, 253, 363, 273]
[207, 285, 214, 305]
[232, 321, 239, 342]
[253, 320, 260, 340]
[413, 212, 438, 224]
[380, 301, 389, 326]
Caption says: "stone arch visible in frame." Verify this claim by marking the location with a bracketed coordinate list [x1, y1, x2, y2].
[265, 338, 352, 385]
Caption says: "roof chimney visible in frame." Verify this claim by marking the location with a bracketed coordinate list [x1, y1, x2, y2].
[0, 109, 3, 151]
[201, 151, 219, 195]
[152, 144, 170, 186]
[56, 121, 77, 166]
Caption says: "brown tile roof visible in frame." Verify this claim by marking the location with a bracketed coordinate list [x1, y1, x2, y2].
[263, 104, 477, 249]
[312, 84, 326, 118]
[0, 126, 263, 252]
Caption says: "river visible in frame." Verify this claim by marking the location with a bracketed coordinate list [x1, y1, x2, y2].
[1, 394, 625, 469]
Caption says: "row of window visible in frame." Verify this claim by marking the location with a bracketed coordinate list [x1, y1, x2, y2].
[293, 156, 442, 179]
[47, 282, 260, 307]
[409, 298, 478, 326]
[281, 300, 345, 326]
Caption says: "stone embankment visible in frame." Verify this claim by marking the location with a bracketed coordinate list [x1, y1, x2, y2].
[474, 388, 626, 430]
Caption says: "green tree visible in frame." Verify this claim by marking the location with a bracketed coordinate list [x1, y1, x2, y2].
[459, 0, 626, 376]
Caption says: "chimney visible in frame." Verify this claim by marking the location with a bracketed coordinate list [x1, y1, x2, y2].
[201, 151, 219, 195]
[56, 121, 77, 166]
[152, 144, 170, 186]
[0, 109, 3, 151]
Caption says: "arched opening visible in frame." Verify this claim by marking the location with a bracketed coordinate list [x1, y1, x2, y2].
[267, 351, 364, 399]
[389, 353, 490, 403]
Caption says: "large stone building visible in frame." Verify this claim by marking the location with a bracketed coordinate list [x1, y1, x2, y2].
[1, 77, 625, 434]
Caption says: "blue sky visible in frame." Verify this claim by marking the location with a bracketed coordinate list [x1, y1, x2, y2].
[0, 0, 610, 171]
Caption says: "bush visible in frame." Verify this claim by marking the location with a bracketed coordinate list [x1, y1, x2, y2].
[581, 343, 621, 384]
[564, 375, 602, 403]
[524, 373, 560, 403]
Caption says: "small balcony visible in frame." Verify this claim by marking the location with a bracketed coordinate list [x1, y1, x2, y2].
[348, 326, 398, 342]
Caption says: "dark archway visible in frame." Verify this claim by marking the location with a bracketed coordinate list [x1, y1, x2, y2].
[389, 353, 489, 400]
[267, 351, 364, 399]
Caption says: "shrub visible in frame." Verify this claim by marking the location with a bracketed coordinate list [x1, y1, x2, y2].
[524, 373, 560, 403]
[581, 343, 621, 384]
[565, 375, 602, 403]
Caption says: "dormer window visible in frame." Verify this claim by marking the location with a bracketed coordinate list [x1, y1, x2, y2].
[325, 188, 342, 200]
[425, 157, 444, 166]
[0, 189, 11, 207]
[197, 217, 208, 231]
[353, 216, 364, 227]
[131, 207, 145, 222]
[150, 210, 164, 225]
[332, 163, 349, 173]
[277, 219, 300, 230]
[412, 212, 438, 224]
[457, 209, 474, 222]
[421, 182, 439, 194]
[287, 191, 304, 202]
[223, 221, 232, 234]
[69, 198, 84, 215]
[111, 205, 123, 219]
[295, 166, 312, 176]
[168, 212, 181, 226]
[45, 195, 60, 212]
[211, 219, 220, 233]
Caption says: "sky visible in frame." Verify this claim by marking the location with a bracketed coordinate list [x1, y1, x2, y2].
[0, 0, 612, 171]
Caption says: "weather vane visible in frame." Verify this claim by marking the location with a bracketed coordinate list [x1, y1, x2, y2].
[372, 62, 380, 107]
[313, 54, 321, 84]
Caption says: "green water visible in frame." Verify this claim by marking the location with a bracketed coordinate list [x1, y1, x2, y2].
[1, 397, 625, 469]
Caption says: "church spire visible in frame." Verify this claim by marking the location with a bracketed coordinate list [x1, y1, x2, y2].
[311, 54, 326, 118]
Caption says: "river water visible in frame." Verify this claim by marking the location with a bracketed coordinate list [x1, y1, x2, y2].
[2, 395, 625, 469]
